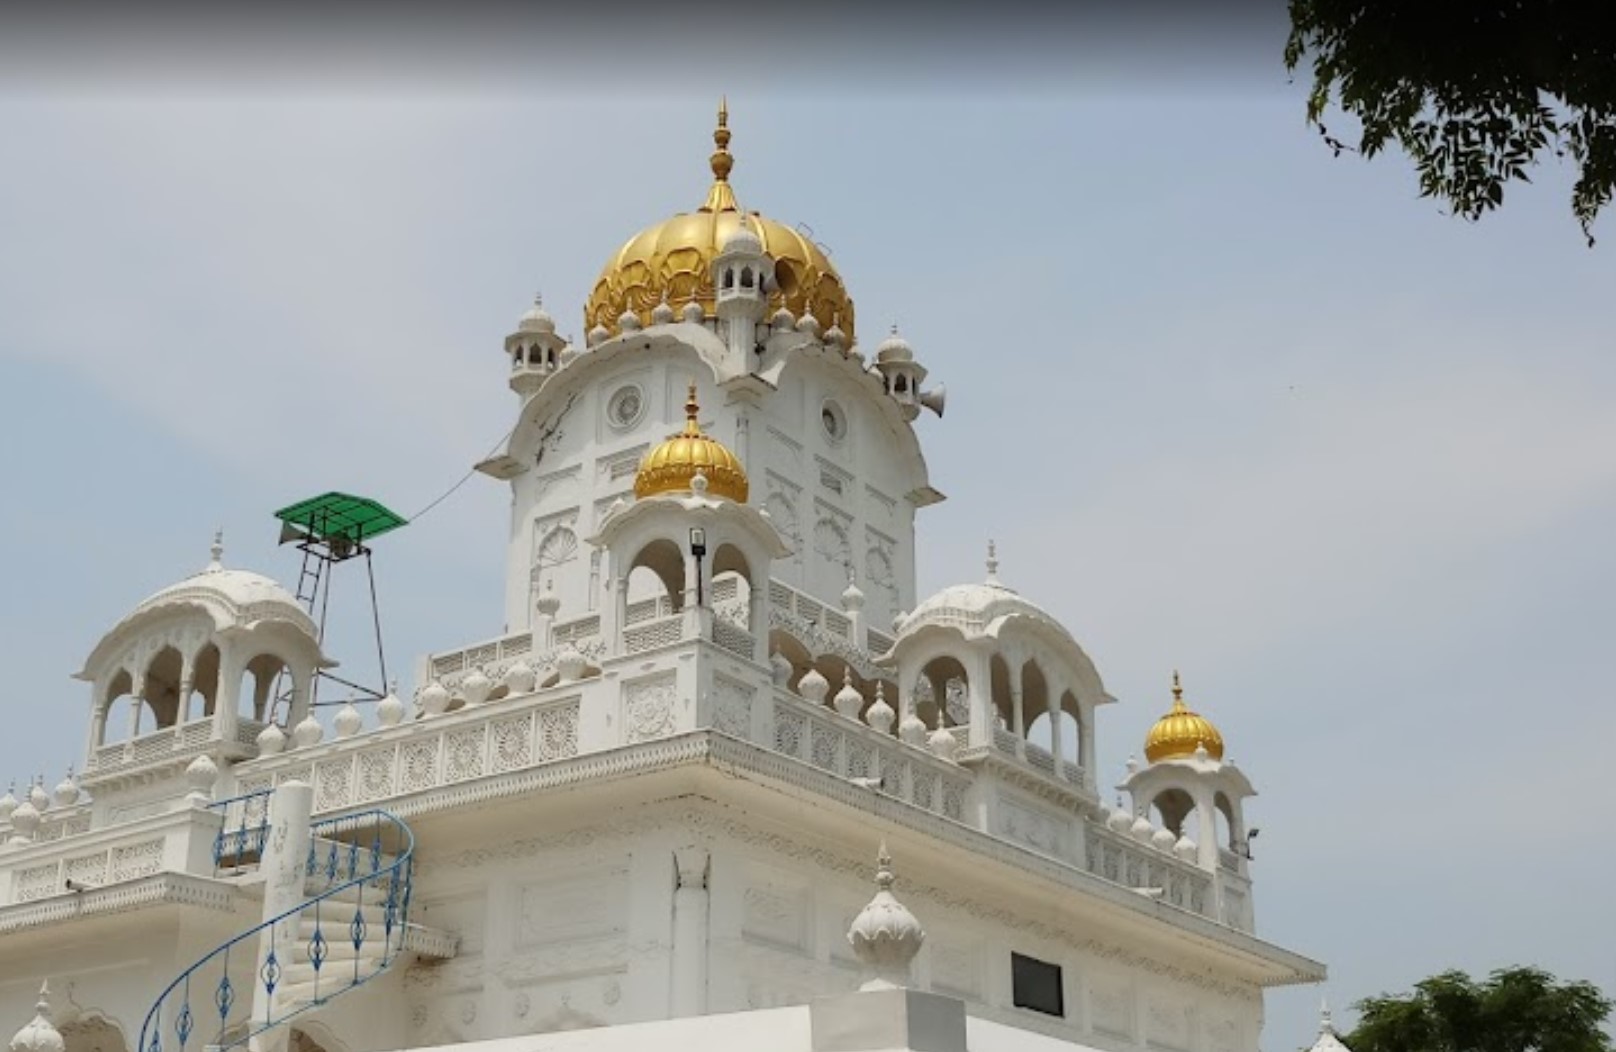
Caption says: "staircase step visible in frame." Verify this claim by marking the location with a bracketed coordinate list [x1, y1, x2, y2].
[274, 959, 392, 1009]
[295, 901, 396, 927]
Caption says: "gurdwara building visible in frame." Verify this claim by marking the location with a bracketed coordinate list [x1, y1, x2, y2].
[0, 105, 1327, 1052]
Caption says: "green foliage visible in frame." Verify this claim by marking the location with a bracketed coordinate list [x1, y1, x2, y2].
[1284, 0, 1616, 245]
[1347, 967, 1613, 1052]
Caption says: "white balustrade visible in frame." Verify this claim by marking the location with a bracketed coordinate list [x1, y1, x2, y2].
[1084, 824, 1213, 919]
[232, 688, 582, 816]
[771, 693, 969, 824]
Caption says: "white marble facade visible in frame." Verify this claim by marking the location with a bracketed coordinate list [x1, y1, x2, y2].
[0, 106, 1324, 1052]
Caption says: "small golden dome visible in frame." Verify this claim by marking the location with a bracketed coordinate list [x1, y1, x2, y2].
[634, 382, 750, 504]
[1144, 672, 1225, 763]
[584, 100, 856, 341]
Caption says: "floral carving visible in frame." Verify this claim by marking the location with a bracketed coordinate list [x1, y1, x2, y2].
[624, 675, 677, 744]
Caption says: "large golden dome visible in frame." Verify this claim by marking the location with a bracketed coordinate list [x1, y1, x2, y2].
[584, 102, 856, 341]
[1143, 672, 1226, 763]
[635, 383, 750, 504]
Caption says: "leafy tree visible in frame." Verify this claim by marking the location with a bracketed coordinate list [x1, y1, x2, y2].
[1283, 0, 1616, 245]
[1347, 967, 1612, 1052]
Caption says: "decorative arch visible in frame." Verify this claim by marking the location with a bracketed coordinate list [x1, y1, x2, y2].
[812, 518, 850, 571]
[536, 524, 580, 569]
[1148, 786, 1197, 838]
[711, 542, 755, 635]
[187, 642, 221, 722]
[239, 652, 288, 723]
[626, 538, 685, 612]
[142, 645, 185, 730]
[916, 654, 969, 730]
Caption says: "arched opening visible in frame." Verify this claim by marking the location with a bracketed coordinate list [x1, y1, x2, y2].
[722, 267, 735, 290]
[240, 653, 288, 724]
[917, 655, 969, 731]
[625, 539, 685, 623]
[100, 669, 134, 744]
[1027, 689, 1081, 770]
[895, 373, 909, 394]
[1150, 787, 1196, 839]
[142, 646, 185, 730]
[187, 642, 221, 723]
[711, 542, 754, 633]
[740, 266, 754, 289]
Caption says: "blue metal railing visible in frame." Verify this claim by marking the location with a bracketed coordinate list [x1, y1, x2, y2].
[209, 790, 273, 876]
[140, 806, 415, 1052]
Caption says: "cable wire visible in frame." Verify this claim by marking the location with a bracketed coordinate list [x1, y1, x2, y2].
[406, 426, 515, 524]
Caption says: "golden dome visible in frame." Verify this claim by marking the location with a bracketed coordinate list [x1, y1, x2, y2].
[634, 383, 750, 504]
[584, 101, 856, 341]
[1143, 672, 1226, 763]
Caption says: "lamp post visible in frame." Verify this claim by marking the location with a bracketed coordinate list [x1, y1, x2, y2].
[689, 527, 707, 607]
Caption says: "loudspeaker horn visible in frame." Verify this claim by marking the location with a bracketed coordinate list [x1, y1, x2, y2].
[919, 384, 947, 418]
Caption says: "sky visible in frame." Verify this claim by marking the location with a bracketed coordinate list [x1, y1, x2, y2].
[2, 8, 1614, 1051]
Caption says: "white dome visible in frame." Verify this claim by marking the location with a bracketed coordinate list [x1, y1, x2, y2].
[896, 579, 1064, 643]
[876, 326, 913, 363]
[722, 220, 763, 255]
[517, 296, 556, 334]
[9, 985, 63, 1052]
[110, 540, 316, 643]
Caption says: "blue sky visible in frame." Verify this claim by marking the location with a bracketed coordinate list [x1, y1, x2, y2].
[2, 16, 1614, 1051]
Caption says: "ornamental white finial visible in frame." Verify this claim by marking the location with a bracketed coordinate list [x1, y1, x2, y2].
[207, 529, 224, 572]
[1319, 998, 1334, 1034]
[847, 842, 924, 991]
[536, 577, 561, 618]
[9, 982, 63, 1052]
[985, 538, 1000, 585]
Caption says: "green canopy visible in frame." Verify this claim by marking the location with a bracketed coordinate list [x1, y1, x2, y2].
[273, 492, 407, 546]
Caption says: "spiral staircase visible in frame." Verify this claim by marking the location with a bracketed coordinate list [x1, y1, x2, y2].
[138, 789, 457, 1052]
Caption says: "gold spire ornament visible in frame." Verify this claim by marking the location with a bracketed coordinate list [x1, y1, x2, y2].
[633, 382, 750, 503]
[1143, 670, 1226, 763]
[584, 101, 855, 340]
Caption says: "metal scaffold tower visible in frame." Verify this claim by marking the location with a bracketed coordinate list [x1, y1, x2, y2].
[271, 491, 407, 716]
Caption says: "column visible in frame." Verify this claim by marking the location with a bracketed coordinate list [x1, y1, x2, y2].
[670, 846, 711, 1017]
[214, 641, 243, 744]
[1078, 704, 1096, 787]
[1050, 687, 1066, 781]
[252, 671, 275, 724]
[247, 780, 314, 1052]
[1009, 660, 1026, 759]
[127, 695, 144, 739]
[178, 655, 196, 724]
[967, 650, 993, 750]
[1194, 789, 1218, 872]
[614, 575, 630, 651]
[749, 584, 767, 664]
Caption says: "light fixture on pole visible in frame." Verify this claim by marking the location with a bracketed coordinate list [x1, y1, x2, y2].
[689, 527, 708, 606]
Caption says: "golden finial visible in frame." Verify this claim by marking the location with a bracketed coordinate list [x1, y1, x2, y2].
[710, 97, 733, 182]
[683, 380, 702, 435]
[1171, 670, 1185, 709]
[701, 99, 739, 213]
